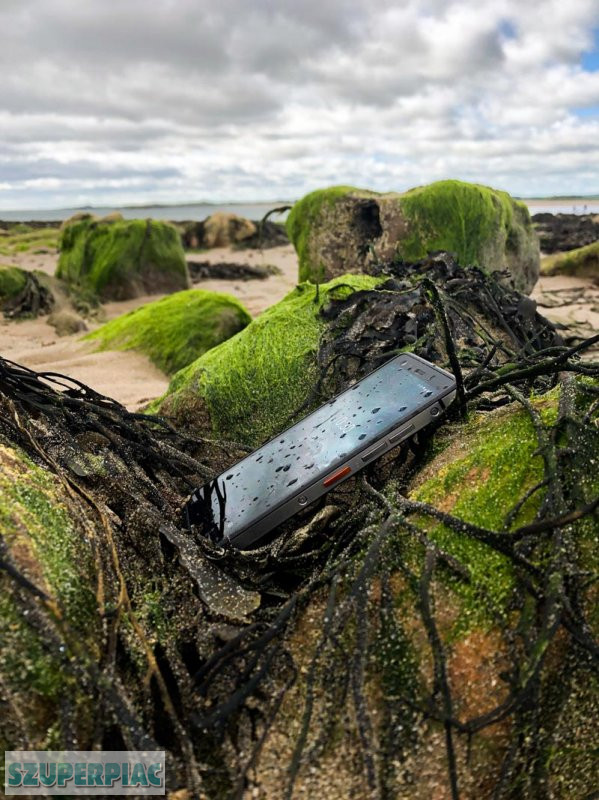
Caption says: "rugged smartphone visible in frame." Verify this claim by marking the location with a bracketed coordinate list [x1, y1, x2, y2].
[184, 353, 456, 549]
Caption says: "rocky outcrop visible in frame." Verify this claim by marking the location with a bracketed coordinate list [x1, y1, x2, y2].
[286, 180, 540, 293]
[532, 212, 599, 253]
[85, 288, 251, 375]
[56, 216, 190, 301]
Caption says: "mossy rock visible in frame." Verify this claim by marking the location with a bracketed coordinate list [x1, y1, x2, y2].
[84, 289, 252, 375]
[152, 273, 383, 445]
[56, 216, 190, 301]
[0, 437, 99, 751]
[254, 383, 599, 799]
[0, 264, 28, 306]
[286, 180, 540, 293]
[541, 240, 599, 281]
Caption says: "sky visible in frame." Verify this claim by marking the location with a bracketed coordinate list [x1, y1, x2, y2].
[1, 0, 599, 210]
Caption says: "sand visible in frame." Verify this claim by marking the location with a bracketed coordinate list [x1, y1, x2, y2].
[1, 244, 300, 410]
[1, 242, 597, 410]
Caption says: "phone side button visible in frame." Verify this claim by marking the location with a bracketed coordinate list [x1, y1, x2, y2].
[323, 465, 352, 487]
[361, 441, 387, 462]
[388, 424, 415, 444]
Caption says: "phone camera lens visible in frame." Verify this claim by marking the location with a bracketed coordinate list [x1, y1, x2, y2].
[430, 406, 440, 417]
[298, 495, 308, 506]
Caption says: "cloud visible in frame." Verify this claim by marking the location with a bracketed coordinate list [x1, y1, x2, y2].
[0, 0, 599, 209]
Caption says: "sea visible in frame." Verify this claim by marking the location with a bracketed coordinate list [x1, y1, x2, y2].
[0, 200, 598, 223]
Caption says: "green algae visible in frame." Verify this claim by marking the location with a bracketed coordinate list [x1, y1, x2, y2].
[84, 288, 252, 375]
[409, 390, 561, 634]
[154, 273, 382, 446]
[541, 240, 599, 279]
[0, 264, 28, 305]
[286, 180, 539, 291]
[286, 186, 359, 282]
[397, 179, 532, 267]
[57, 216, 189, 301]
[0, 441, 97, 740]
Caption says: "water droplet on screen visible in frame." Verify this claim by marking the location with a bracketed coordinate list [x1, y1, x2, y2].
[226, 474, 233, 480]
[287, 478, 298, 486]
[283, 464, 291, 472]
[340, 433, 346, 438]
[358, 433, 367, 440]
[371, 407, 380, 414]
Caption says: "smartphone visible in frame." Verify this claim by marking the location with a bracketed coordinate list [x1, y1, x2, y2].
[183, 353, 456, 549]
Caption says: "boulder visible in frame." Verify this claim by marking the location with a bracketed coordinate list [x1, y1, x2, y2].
[0, 240, 597, 797]
[286, 180, 540, 293]
[532, 212, 599, 253]
[181, 213, 257, 250]
[47, 310, 88, 337]
[84, 289, 251, 375]
[153, 252, 559, 446]
[152, 273, 382, 445]
[541, 240, 599, 282]
[56, 216, 190, 301]
[0, 265, 55, 318]
[0, 264, 28, 305]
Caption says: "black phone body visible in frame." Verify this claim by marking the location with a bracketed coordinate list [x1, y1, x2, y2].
[184, 353, 456, 549]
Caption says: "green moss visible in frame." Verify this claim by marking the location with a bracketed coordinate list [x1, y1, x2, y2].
[286, 186, 358, 282]
[410, 390, 560, 633]
[153, 273, 382, 446]
[397, 179, 532, 266]
[84, 289, 251, 375]
[0, 264, 27, 304]
[541, 240, 599, 279]
[57, 217, 189, 300]
[0, 441, 97, 722]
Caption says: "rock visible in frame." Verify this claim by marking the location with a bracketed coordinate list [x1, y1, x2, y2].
[56, 216, 190, 301]
[203, 212, 257, 248]
[84, 288, 251, 375]
[181, 213, 257, 250]
[59, 211, 97, 230]
[234, 220, 289, 250]
[286, 180, 540, 293]
[154, 252, 559, 446]
[0, 252, 596, 798]
[153, 273, 381, 444]
[0, 265, 55, 318]
[47, 310, 88, 337]
[532, 212, 599, 253]
[541, 240, 599, 282]
[0, 264, 28, 305]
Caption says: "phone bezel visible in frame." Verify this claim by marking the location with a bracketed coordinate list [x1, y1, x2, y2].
[185, 352, 456, 548]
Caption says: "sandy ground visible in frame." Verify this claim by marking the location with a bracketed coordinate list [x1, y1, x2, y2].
[1, 244, 300, 409]
[1, 243, 597, 410]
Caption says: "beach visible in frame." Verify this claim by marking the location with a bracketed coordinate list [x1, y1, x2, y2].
[1, 241, 299, 409]
[2, 232, 597, 411]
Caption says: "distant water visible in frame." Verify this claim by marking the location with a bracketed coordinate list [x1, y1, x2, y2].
[0, 202, 291, 223]
[1, 199, 598, 223]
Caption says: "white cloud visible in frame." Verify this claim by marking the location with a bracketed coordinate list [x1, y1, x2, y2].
[0, 0, 599, 209]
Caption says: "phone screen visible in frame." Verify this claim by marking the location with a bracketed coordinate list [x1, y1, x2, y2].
[189, 357, 452, 542]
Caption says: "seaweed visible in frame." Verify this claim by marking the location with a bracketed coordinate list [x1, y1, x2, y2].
[0, 251, 598, 798]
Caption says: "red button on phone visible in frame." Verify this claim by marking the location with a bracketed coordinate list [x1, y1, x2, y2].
[323, 465, 352, 487]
